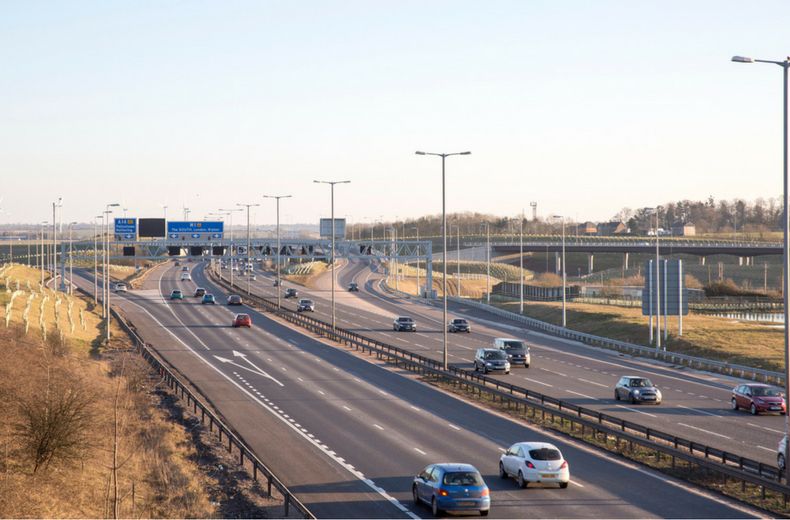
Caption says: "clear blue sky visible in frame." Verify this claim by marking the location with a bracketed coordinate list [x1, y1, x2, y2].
[2, 1, 789, 226]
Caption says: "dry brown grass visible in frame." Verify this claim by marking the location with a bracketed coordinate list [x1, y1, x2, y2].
[495, 298, 784, 371]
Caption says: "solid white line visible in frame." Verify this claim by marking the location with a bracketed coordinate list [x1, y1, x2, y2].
[448, 423, 461, 431]
[748, 422, 785, 434]
[676, 404, 722, 417]
[566, 390, 598, 400]
[414, 448, 427, 455]
[614, 404, 657, 418]
[677, 423, 732, 439]
[524, 377, 553, 387]
[758, 445, 775, 452]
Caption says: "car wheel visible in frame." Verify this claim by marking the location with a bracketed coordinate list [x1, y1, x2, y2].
[559, 482, 569, 489]
[483, 366, 489, 374]
[631, 395, 637, 405]
[517, 470, 527, 489]
[505, 370, 510, 375]
[615, 391, 620, 401]
[480, 510, 489, 517]
[751, 403, 758, 416]
[524, 363, 529, 368]
[779, 453, 786, 472]
[731, 398, 738, 411]
[431, 496, 441, 517]
[499, 462, 507, 479]
[412, 485, 420, 505]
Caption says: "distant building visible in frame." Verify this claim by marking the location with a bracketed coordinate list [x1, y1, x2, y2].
[580, 221, 598, 235]
[597, 221, 628, 236]
[671, 222, 696, 236]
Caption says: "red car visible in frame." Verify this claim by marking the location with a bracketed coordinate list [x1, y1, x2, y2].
[731, 384, 786, 415]
[232, 313, 252, 328]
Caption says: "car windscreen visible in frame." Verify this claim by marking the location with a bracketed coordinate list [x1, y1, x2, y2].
[484, 351, 507, 360]
[453, 319, 467, 324]
[503, 340, 526, 349]
[442, 471, 484, 486]
[529, 448, 562, 461]
[398, 317, 413, 322]
[752, 387, 782, 397]
[630, 378, 653, 387]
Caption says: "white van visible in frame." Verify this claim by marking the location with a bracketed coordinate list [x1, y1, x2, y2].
[493, 338, 530, 368]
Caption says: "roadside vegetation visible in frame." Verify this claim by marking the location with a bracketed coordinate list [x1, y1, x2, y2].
[0, 264, 275, 518]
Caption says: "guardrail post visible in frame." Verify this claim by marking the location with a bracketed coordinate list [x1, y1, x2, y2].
[268, 475, 273, 497]
[284, 494, 291, 516]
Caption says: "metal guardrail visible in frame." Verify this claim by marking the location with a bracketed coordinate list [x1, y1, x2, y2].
[447, 296, 785, 385]
[209, 269, 790, 498]
[109, 306, 314, 519]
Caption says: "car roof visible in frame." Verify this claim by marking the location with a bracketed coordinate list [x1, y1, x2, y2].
[743, 383, 771, 388]
[432, 463, 479, 472]
[235, 313, 249, 318]
[513, 441, 560, 452]
[398, 316, 413, 320]
[495, 337, 522, 342]
[480, 348, 500, 352]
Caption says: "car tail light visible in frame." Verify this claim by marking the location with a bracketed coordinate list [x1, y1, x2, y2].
[439, 489, 449, 497]
[481, 488, 489, 497]
[525, 461, 535, 469]
[560, 461, 568, 469]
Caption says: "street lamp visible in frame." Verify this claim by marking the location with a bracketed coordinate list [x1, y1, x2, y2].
[314, 180, 350, 329]
[551, 215, 567, 328]
[104, 203, 120, 343]
[415, 150, 471, 370]
[39, 221, 48, 288]
[52, 197, 62, 290]
[732, 54, 790, 482]
[219, 208, 244, 286]
[162, 204, 168, 220]
[263, 194, 292, 309]
[93, 215, 102, 303]
[520, 209, 525, 314]
[237, 203, 259, 295]
[481, 222, 491, 304]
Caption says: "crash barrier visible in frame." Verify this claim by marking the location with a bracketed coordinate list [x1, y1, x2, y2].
[108, 303, 314, 519]
[209, 269, 790, 500]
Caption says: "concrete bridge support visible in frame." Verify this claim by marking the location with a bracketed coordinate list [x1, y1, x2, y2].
[623, 252, 629, 271]
[700, 256, 706, 265]
[555, 252, 561, 274]
[588, 253, 594, 275]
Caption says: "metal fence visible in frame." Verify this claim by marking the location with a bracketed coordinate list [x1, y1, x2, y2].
[110, 307, 314, 519]
[209, 270, 790, 503]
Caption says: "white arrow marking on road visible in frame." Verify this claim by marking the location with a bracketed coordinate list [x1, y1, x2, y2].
[213, 354, 284, 387]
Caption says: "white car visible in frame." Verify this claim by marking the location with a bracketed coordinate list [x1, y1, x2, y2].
[114, 282, 128, 293]
[180, 272, 192, 282]
[779, 435, 787, 471]
[499, 442, 569, 488]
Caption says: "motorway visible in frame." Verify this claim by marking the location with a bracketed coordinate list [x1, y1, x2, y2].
[234, 258, 787, 470]
[68, 262, 760, 518]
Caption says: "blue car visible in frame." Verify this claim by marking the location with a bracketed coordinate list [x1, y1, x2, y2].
[413, 463, 490, 517]
[201, 294, 216, 305]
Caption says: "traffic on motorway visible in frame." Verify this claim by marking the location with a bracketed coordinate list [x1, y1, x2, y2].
[85, 260, 759, 518]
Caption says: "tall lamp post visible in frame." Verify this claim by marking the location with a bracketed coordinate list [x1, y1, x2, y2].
[415, 150, 471, 370]
[39, 221, 48, 288]
[481, 222, 491, 304]
[732, 54, 790, 482]
[219, 208, 243, 287]
[520, 209, 525, 314]
[68, 222, 77, 295]
[644, 207, 661, 349]
[94, 215, 102, 303]
[52, 197, 62, 290]
[551, 215, 567, 328]
[237, 203, 259, 295]
[314, 180, 350, 329]
[263, 194, 292, 309]
[104, 203, 120, 342]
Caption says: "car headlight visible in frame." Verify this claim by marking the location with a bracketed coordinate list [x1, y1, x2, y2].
[656, 390, 662, 398]
[485, 362, 492, 366]
[632, 389, 640, 396]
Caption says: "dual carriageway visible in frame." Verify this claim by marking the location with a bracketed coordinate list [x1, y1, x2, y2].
[71, 258, 767, 518]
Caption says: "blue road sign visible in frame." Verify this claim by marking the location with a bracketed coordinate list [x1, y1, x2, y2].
[114, 218, 137, 241]
[167, 221, 224, 234]
[169, 233, 178, 239]
[191, 233, 200, 239]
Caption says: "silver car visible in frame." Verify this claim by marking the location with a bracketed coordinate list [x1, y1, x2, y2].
[614, 376, 662, 404]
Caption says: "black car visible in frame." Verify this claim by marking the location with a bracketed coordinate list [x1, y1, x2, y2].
[393, 316, 417, 332]
[284, 288, 298, 299]
[194, 287, 206, 297]
[474, 348, 511, 374]
[348, 282, 359, 292]
[227, 294, 243, 306]
[448, 318, 470, 333]
[273, 279, 281, 287]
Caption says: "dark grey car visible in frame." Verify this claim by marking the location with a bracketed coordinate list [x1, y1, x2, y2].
[474, 348, 511, 374]
[614, 376, 662, 404]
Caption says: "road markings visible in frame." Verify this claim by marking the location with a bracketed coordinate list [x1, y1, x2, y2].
[758, 445, 775, 452]
[570, 480, 585, 488]
[577, 378, 608, 388]
[448, 423, 461, 431]
[373, 424, 385, 430]
[297, 377, 304, 382]
[343, 405, 352, 411]
[540, 368, 567, 377]
[318, 390, 326, 396]
[748, 423, 785, 434]
[676, 404, 722, 417]
[677, 423, 732, 439]
[524, 377, 553, 387]
[566, 390, 598, 400]
[414, 448, 427, 455]
[614, 404, 657, 418]
[410, 405, 420, 412]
